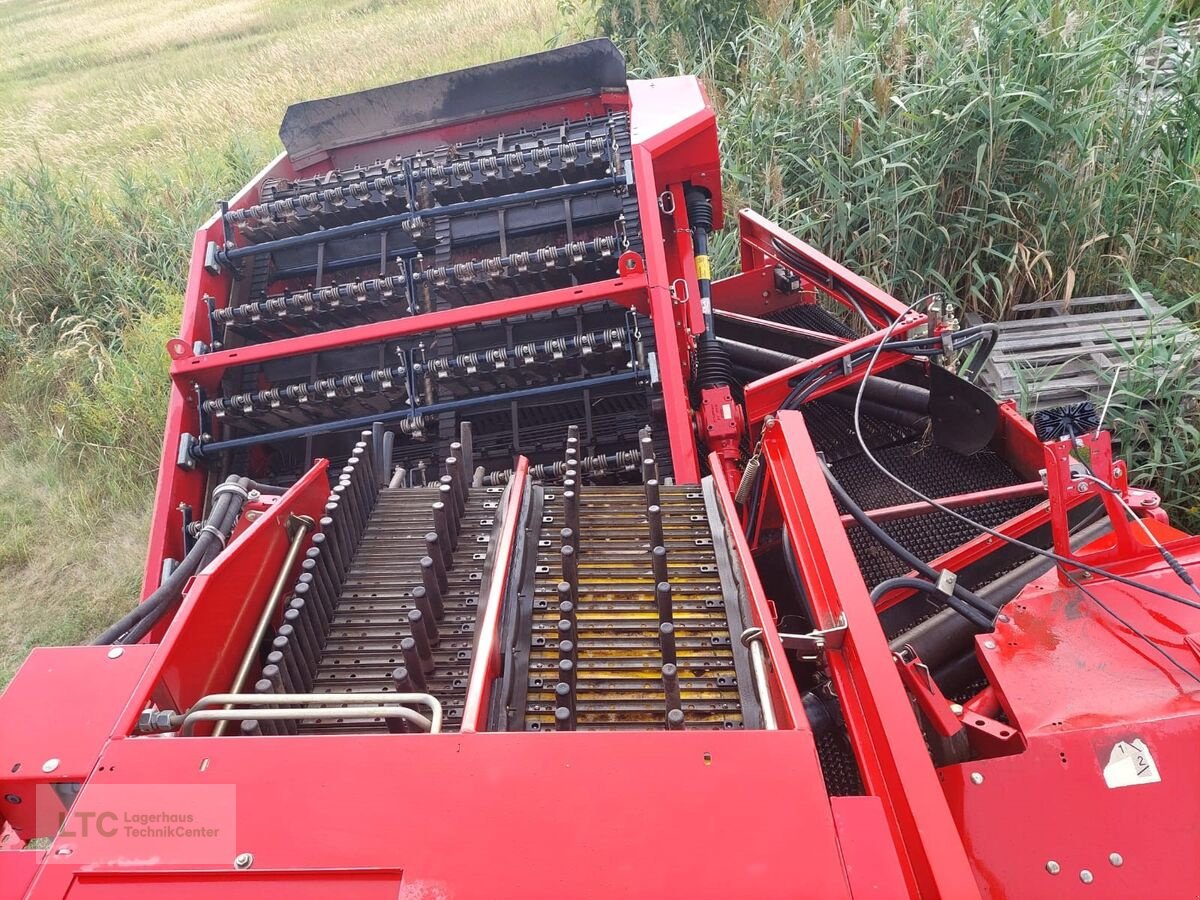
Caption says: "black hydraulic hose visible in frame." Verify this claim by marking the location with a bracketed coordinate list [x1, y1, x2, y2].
[959, 324, 999, 382]
[718, 337, 931, 413]
[92, 476, 253, 645]
[820, 463, 999, 622]
[870, 577, 991, 630]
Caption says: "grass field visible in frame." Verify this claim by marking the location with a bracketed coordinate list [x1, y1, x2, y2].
[0, 0, 560, 682]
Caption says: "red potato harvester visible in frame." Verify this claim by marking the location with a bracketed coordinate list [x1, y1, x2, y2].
[2, 39, 1198, 899]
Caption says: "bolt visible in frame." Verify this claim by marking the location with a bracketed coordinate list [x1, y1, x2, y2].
[1109, 853, 1123, 867]
[234, 852, 253, 869]
[950, 703, 964, 716]
[107, 647, 123, 659]
[983, 640, 997, 650]
[1077, 483, 1089, 493]
[1080, 869, 1094, 884]
[41, 758, 59, 774]
[55, 846, 73, 857]
[1046, 861, 1061, 875]
[1112, 467, 1123, 479]
[970, 772, 984, 785]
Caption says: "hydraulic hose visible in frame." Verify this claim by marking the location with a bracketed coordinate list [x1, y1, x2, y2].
[92, 475, 255, 645]
[820, 462, 998, 623]
[870, 577, 992, 630]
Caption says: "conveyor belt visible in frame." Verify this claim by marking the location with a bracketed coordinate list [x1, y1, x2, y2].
[521, 485, 745, 730]
[300, 485, 498, 734]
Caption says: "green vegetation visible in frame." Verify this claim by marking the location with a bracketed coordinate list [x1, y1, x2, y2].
[572, 0, 1199, 316]
[568, 0, 1200, 522]
[0, 0, 560, 681]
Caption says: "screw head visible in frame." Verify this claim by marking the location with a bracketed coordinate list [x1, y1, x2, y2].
[1109, 853, 1123, 867]
[234, 852, 253, 869]
[1080, 869, 1094, 884]
[41, 758, 59, 774]
[950, 703, 964, 716]
[1077, 483, 1089, 493]
[55, 846, 73, 857]
[1046, 861, 1061, 875]
[970, 772, 984, 785]
[983, 640, 997, 650]
[107, 647, 123, 659]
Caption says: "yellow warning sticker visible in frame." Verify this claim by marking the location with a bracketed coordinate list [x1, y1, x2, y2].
[694, 254, 711, 281]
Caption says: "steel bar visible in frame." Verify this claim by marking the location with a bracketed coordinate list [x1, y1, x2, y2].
[193, 371, 643, 458]
[651, 546, 668, 587]
[252, 679, 279, 736]
[184, 707, 433, 736]
[740, 628, 778, 731]
[646, 504, 664, 549]
[420, 556, 445, 617]
[644, 477, 660, 508]
[561, 545, 578, 593]
[426, 531, 451, 582]
[277, 623, 314, 686]
[216, 174, 626, 265]
[213, 515, 314, 737]
[439, 483, 460, 536]
[432, 503, 455, 556]
[380, 430, 395, 486]
[265, 653, 295, 694]
[271, 636, 303, 696]
[459, 422, 474, 478]
[408, 610, 436, 673]
[659, 622, 677, 667]
[655, 580, 673, 624]
[412, 587, 439, 645]
[401, 637, 427, 690]
[662, 663, 682, 714]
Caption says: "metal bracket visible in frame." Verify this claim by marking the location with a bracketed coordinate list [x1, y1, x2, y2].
[779, 614, 847, 659]
[177, 432, 198, 470]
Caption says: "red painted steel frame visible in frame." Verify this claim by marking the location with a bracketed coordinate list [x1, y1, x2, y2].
[761, 411, 981, 899]
[460, 456, 529, 733]
[721, 211, 931, 428]
[143, 75, 721, 604]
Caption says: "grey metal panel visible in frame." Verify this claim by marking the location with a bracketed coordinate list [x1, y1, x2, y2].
[280, 39, 628, 169]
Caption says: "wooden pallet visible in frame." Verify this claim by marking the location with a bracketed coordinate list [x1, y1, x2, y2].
[966, 293, 1195, 410]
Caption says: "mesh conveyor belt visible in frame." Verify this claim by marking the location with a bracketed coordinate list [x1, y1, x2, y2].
[799, 399, 920, 464]
[764, 302, 857, 338]
[829, 443, 1041, 589]
[523, 486, 745, 730]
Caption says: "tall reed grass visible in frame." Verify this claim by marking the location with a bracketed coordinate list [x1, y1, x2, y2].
[571, 0, 1200, 319]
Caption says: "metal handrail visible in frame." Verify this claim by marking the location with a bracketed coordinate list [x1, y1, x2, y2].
[183, 707, 432, 736]
[181, 691, 443, 736]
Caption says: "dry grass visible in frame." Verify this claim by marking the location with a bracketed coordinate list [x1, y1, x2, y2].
[0, 0, 560, 681]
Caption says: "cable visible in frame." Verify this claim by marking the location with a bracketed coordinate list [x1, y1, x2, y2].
[1062, 567, 1200, 686]
[849, 298, 1200, 614]
[1079, 473, 1200, 600]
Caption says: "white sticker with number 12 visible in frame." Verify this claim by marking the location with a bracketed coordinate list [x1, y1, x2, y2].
[1103, 739, 1161, 789]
